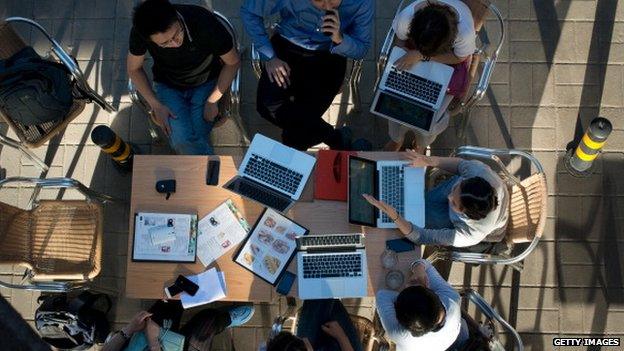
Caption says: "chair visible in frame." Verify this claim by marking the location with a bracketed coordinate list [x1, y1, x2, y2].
[0, 17, 116, 171]
[250, 31, 365, 113]
[128, 11, 248, 146]
[427, 146, 548, 272]
[270, 297, 390, 351]
[0, 177, 114, 292]
[459, 288, 524, 351]
[376, 0, 505, 138]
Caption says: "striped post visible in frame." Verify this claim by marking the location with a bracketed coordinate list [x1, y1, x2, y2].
[564, 117, 612, 177]
[91, 125, 137, 172]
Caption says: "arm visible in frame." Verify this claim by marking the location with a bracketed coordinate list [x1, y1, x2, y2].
[240, 0, 277, 60]
[417, 259, 460, 300]
[204, 48, 241, 121]
[375, 290, 404, 338]
[102, 311, 152, 351]
[406, 224, 484, 247]
[329, 0, 374, 59]
[127, 53, 176, 135]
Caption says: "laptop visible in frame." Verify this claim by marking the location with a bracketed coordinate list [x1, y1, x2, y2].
[223, 133, 316, 212]
[296, 233, 368, 299]
[371, 46, 454, 133]
[348, 155, 425, 229]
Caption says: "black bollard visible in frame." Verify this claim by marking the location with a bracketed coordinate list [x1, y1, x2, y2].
[564, 117, 612, 177]
[91, 125, 137, 172]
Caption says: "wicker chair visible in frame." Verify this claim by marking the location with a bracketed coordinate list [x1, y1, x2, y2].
[270, 297, 390, 351]
[376, 0, 505, 138]
[0, 18, 115, 171]
[0, 177, 114, 292]
[128, 10, 248, 146]
[427, 146, 548, 272]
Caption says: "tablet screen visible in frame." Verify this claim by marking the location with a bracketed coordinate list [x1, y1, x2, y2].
[348, 156, 377, 226]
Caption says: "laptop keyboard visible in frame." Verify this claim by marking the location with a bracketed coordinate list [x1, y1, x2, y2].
[303, 253, 363, 279]
[381, 166, 404, 223]
[229, 178, 291, 212]
[244, 153, 304, 196]
[298, 234, 363, 249]
[387, 68, 442, 105]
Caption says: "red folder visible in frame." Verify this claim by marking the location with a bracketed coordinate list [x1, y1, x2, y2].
[314, 150, 356, 201]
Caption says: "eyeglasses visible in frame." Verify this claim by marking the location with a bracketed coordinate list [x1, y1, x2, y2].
[156, 21, 184, 48]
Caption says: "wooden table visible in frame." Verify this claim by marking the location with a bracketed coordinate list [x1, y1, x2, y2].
[126, 154, 421, 300]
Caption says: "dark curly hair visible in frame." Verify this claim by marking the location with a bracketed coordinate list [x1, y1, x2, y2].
[407, 2, 459, 57]
[266, 331, 307, 351]
[459, 177, 499, 220]
[395, 285, 445, 337]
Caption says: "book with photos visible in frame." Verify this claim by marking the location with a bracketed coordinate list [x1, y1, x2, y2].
[133, 212, 198, 263]
[233, 208, 308, 285]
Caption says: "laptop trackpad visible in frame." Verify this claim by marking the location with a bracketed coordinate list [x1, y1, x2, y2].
[323, 279, 345, 296]
[270, 144, 294, 164]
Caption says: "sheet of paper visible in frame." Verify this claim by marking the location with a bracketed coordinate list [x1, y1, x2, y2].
[197, 200, 249, 267]
[133, 213, 197, 262]
[180, 268, 227, 309]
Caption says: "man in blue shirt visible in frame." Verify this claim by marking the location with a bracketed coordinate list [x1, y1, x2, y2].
[241, 0, 374, 151]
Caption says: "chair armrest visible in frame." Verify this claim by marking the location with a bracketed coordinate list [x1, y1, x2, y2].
[0, 177, 115, 203]
[375, 28, 395, 88]
[0, 279, 76, 293]
[455, 146, 545, 174]
[128, 78, 153, 114]
[229, 68, 241, 117]
[251, 43, 263, 79]
[460, 289, 524, 351]
[270, 296, 298, 338]
[449, 234, 541, 270]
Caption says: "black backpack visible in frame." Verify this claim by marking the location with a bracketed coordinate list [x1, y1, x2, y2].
[34, 292, 111, 350]
[0, 46, 74, 126]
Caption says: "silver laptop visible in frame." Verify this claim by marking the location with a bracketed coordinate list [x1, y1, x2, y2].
[371, 46, 454, 133]
[223, 133, 316, 212]
[296, 233, 368, 299]
[348, 155, 425, 229]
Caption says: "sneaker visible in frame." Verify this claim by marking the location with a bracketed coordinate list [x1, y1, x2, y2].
[226, 305, 255, 328]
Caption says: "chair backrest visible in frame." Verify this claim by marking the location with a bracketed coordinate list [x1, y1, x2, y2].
[506, 173, 547, 244]
[0, 201, 31, 266]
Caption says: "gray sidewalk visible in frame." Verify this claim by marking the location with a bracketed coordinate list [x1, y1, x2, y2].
[1, 0, 623, 350]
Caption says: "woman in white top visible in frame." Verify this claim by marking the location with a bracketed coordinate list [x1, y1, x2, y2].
[385, 0, 476, 152]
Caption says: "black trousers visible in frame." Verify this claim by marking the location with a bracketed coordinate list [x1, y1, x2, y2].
[257, 35, 347, 151]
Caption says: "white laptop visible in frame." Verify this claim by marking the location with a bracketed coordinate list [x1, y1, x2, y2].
[371, 46, 454, 133]
[223, 133, 316, 212]
[296, 233, 368, 299]
[348, 155, 425, 229]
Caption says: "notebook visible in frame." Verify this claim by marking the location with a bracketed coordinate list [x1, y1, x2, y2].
[314, 150, 356, 201]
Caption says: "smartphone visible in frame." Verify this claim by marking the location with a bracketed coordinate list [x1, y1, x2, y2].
[206, 159, 220, 186]
[175, 275, 199, 296]
[276, 272, 296, 296]
[386, 238, 416, 253]
[164, 283, 183, 298]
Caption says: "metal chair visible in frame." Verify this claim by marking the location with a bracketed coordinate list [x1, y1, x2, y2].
[0, 17, 115, 171]
[270, 297, 390, 351]
[427, 146, 548, 272]
[0, 177, 114, 292]
[128, 11, 248, 146]
[459, 289, 524, 351]
[250, 31, 364, 112]
[376, 0, 505, 138]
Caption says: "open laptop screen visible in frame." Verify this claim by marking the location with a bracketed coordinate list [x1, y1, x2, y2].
[348, 156, 377, 226]
[374, 91, 434, 131]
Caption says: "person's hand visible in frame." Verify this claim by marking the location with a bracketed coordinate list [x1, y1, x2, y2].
[408, 261, 429, 288]
[145, 318, 161, 351]
[362, 194, 399, 221]
[122, 311, 152, 335]
[405, 149, 432, 168]
[213, 113, 229, 128]
[395, 50, 424, 71]
[321, 321, 348, 341]
[151, 103, 176, 136]
[322, 9, 343, 45]
[265, 57, 291, 88]
[203, 101, 219, 122]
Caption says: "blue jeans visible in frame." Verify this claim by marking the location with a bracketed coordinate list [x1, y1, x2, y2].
[154, 80, 216, 155]
[296, 299, 362, 351]
[425, 175, 460, 229]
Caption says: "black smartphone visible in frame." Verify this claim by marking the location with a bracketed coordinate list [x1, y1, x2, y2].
[386, 238, 416, 253]
[175, 275, 199, 296]
[206, 160, 220, 186]
[276, 271, 296, 295]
